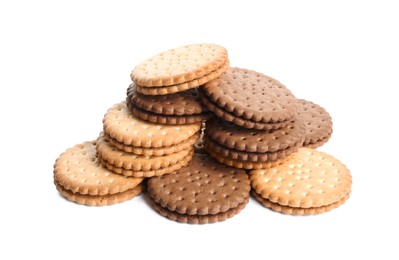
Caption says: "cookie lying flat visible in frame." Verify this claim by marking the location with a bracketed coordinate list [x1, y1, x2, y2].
[126, 85, 211, 125]
[102, 101, 201, 148]
[96, 135, 194, 177]
[147, 153, 251, 224]
[250, 148, 352, 215]
[53, 141, 144, 206]
[296, 99, 333, 148]
[201, 67, 298, 127]
[131, 43, 229, 95]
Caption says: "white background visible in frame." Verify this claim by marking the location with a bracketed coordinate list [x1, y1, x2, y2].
[1, 0, 398, 259]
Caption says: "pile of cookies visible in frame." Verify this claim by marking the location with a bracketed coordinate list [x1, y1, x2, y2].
[54, 43, 351, 223]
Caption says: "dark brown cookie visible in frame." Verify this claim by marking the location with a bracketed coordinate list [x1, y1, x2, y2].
[127, 84, 208, 116]
[147, 153, 251, 224]
[127, 101, 211, 125]
[297, 99, 333, 148]
[205, 116, 305, 153]
[204, 134, 301, 162]
[201, 67, 298, 123]
[199, 89, 289, 130]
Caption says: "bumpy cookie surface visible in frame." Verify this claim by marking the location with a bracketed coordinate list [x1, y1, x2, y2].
[131, 43, 228, 87]
[202, 67, 297, 123]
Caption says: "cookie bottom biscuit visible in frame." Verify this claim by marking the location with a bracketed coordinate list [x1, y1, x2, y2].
[252, 191, 350, 215]
[150, 197, 249, 224]
[56, 181, 144, 206]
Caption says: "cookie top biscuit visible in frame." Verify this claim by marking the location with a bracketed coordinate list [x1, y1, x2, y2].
[250, 148, 352, 208]
[131, 43, 228, 87]
[202, 67, 298, 123]
[102, 101, 201, 147]
[53, 141, 143, 196]
[147, 153, 250, 215]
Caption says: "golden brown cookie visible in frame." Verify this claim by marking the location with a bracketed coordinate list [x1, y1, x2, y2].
[53, 141, 144, 206]
[131, 43, 228, 87]
[102, 101, 201, 148]
[96, 135, 193, 171]
[104, 132, 200, 156]
[250, 148, 352, 215]
[201, 67, 298, 124]
[297, 99, 333, 148]
[147, 153, 251, 224]
[98, 149, 194, 177]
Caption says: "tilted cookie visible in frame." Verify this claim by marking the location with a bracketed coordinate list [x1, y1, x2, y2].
[102, 101, 201, 148]
[296, 99, 333, 148]
[53, 141, 144, 206]
[131, 43, 228, 87]
[147, 153, 251, 224]
[250, 148, 352, 215]
[201, 67, 298, 125]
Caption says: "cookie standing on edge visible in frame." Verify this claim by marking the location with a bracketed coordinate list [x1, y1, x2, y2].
[296, 99, 333, 148]
[200, 67, 298, 129]
[131, 43, 229, 95]
[147, 153, 251, 224]
[53, 141, 144, 206]
[250, 148, 352, 215]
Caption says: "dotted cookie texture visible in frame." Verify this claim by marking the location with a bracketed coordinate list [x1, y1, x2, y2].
[131, 43, 229, 87]
[250, 148, 352, 215]
[147, 153, 251, 224]
[201, 67, 298, 123]
[102, 101, 201, 148]
[297, 99, 333, 148]
[53, 141, 144, 205]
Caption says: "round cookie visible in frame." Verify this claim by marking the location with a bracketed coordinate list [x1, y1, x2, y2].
[250, 148, 352, 215]
[104, 132, 200, 156]
[53, 141, 144, 206]
[199, 88, 289, 130]
[131, 43, 229, 87]
[147, 153, 251, 224]
[201, 67, 298, 123]
[205, 116, 305, 153]
[297, 99, 333, 148]
[102, 101, 201, 148]
[127, 85, 208, 116]
[127, 101, 211, 125]
[96, 135, 193, 171]
[204, 134, 301, 162]
[98, 149, 194, 178]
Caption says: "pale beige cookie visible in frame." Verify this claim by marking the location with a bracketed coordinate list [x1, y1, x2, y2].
[205, 148, 294, 170]
[104, 132, 200, 156]
[131, 43, 228, 87]
[55, 182, 144, 206]
[252, 191, 350, 215]
[96, 135, 193, 171]
[98, 149, 194, 177]
[102, 101, 201, 148]
[53, 141, 144, 205]
[134, 61, 229, 95]
[250, 148, 352, 211]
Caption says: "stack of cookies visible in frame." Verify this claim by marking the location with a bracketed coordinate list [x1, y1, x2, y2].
[53, 43, 351, 221]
